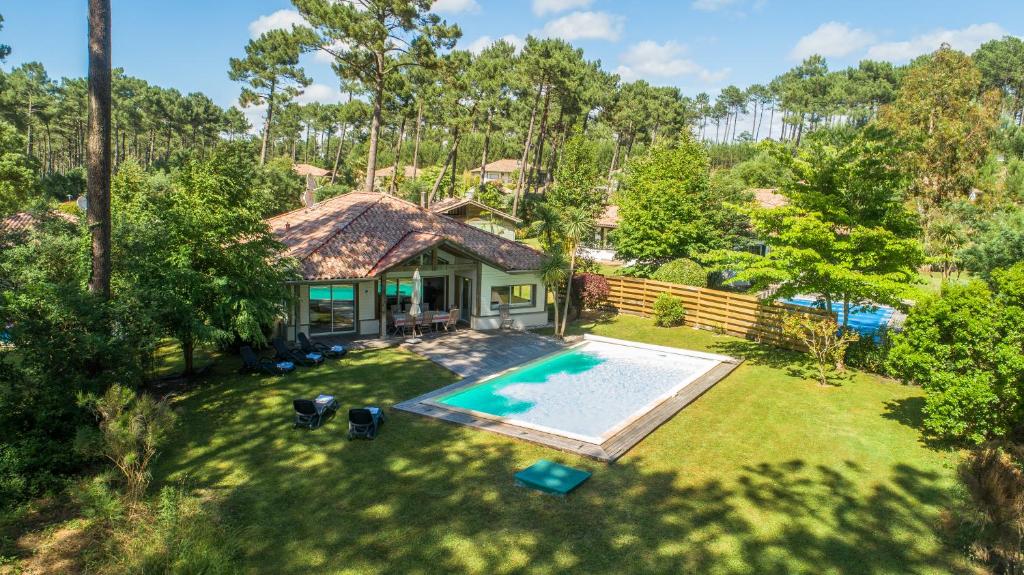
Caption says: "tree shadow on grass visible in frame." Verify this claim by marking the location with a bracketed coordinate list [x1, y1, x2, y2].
[882, 396, 959, 451]
[152, 347, 972, 575]
[710, 338, 806, 371]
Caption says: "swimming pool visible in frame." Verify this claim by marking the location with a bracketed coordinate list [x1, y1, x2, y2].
[427, 336, 735, 445]
[781, 296, 895, 336]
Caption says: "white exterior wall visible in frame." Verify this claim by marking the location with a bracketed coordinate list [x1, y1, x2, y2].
[356, 280, 379, 335]
[473, 266, 548, 330]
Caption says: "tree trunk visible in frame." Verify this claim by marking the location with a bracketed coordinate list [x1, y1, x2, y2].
[87, 0, 112, 300]
[559, 252, 576, 338]
[513, 84, 543, 217]
[412, 99, 423, 180]
[388, 116, 406, 195]
[363, 74, 385, 194]
[530, 88, 552, 193]
[259, 82, 276, 165]
[428, 129, 461, 206]
[606, 137, 620, 190]
[550, 285, 561, 340]
[330, 122, 349, 185]
[478, 109, 491, 191]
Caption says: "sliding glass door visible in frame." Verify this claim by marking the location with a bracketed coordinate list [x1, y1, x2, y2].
[309, 283, 357, 334]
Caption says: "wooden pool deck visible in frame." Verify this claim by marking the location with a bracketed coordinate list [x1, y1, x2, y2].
[395, 335, 742, 462]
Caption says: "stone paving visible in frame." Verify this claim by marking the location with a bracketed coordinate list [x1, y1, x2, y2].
[399, 329, 565, 379]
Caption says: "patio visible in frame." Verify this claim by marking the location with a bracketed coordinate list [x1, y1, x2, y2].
[399, 329, 564, 379]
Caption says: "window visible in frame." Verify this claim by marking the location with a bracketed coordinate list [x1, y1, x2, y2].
[490, 284, 535, 310]
[380, 278, 414, 312]
[309, 283, 356, 334]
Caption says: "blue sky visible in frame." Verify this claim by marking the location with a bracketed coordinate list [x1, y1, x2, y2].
[3, 0, 1023, 116]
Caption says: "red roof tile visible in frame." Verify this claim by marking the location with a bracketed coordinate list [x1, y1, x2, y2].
[595, 204, 619, 229]
[267, 192, 543, 280]
[429, 197, 522, 224]
[0, 211, 78, 236]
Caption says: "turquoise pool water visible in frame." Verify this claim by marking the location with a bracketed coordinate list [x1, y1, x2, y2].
[434, 339, 724, 443]
[781, 296, 895, 336]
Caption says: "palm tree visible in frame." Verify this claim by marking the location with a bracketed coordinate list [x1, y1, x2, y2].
[528, 202, 562, 250]
[87, 0, 112, 298]
[540, 249, 568, 338]
[558, 206, 593, 338]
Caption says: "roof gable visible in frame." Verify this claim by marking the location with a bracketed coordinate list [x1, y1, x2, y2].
[267, 192, 543, 280]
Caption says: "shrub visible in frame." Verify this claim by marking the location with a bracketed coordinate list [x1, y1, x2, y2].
[314, 183, 347, 202]
[652, 258, 708, 287]
[843, 326, 893, 376]
[954, 441, 1024, 574]
[652, 293, 686, 327]
[887, 280, 1024, 444]
[782, 314, 858, 386]
[572, 273, 610, 312]
[75, 385, 176, 505]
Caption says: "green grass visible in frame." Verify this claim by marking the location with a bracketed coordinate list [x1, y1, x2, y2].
[153, 316, 972, 574]
[901, 270, 973, 303]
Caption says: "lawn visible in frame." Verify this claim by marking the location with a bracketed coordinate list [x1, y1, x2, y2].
[154, 315, 972, 574]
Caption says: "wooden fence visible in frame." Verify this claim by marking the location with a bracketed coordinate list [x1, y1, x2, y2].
[601, 276, 835, 352]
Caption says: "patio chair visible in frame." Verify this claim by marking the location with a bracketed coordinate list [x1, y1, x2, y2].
[273, 337, 324, 367]
[294, 395, 339, 429]
[298, 332, 346, 359]
[418, 311, 435, 334]
[441, 308, 460, 333]
[239, 345, 294, 375]
[347, 407, 385, 440]
[498, 304, 515, 330]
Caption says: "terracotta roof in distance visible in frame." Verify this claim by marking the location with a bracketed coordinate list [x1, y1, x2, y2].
[750, 188, 789, 209]
[595, 204, 619, 229]
[293, 163, 332, 177]
[470, 159, 524, 173]
[0, 210, 78, 235]
[429, 197, 522, 224]
[374, 165, 419, 179]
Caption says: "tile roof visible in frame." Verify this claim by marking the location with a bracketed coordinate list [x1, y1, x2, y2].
[469, 159, 525, 173]
[595, 204, 619, 229]
[373, 165, 419, 179]
[751, 188, 789, 209]
[293, 163, 332, 177]
[429, 197, 522, 224]
[0, 211, 78, 236]
[267, 192, 544, 280]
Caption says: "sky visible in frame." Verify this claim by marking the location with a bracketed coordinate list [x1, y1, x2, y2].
[3, 0, 1023, 121]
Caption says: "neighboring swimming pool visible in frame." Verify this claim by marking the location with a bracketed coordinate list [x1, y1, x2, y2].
[781, 296, 895, 336]
[426, 336, 736, 446]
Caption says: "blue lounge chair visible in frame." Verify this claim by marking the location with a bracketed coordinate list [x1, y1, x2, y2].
[347, 407, 384, 440]
[240, 345, 294, 375]
[273, 337, 324, 367]
[298, 332, 346, 359]
[294, 395, 339, 429]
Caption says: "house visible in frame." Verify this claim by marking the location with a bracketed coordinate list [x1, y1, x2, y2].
[372, 165, 420, 191]
[469, 159, 545, 187]
[0, 211, 77, 245]
[268, 192, 548, 341]
[581, 204, 619, 263]
[751, 188, 788, 210]
[428, 196, 521, 240]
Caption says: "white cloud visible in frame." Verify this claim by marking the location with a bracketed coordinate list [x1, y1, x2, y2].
[531, 0, 593, 16]
[466, 34, 526, 55]
[248, 9, 308, 38]
[790, 21, 875, 60]
[691, 0, 739, 12]
[540, 11, 624, 42]
[865, 23, 1007, 62]
[615, 40, 729, 83]
[432, 0, 480, 14]
[295, 83, 344, 105]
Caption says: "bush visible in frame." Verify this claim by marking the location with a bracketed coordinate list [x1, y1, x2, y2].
[652, 293, 686, 327]
[39, 168, 86, 202]
[782, 314, 858, 386]
[314, 183, 347, 202]
[572, 273, 609, 312]
[953, 441, 1024, 574]
[843, 326, 893, 375]
[652, 258, 708, 287]
[887, 279, 1024, 444]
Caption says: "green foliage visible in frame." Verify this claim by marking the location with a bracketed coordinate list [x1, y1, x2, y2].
[887, 277, 1024, 444]
[782, 314, 859, 386]
[616, 139, 745, 268]
[652, 258, 708, 287]
[0, 216, 154, 508]
[0, 119, 37, 216]
[314, 183, 347, 202]
[843, 326, 893, 376]
[38, 167, 86, 202]
[953, 440, 1024, 574]
[732, 150, 790, 188]
[258, 156, 304, 216]
[112, 154, 294, 374]
[76, 385, 176, 503]
[962, 207, 1024, 280]
[652, 293, 686, 327]
[548, 133, 602, 213]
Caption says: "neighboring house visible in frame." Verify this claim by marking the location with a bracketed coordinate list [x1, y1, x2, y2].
[0, 210, 77, 245]
[429, 197, 521, 240]
[581, 204, 619, 263]
[372, 165, 421, 191]
[748, 188, 789, 257]
[469, 159, 545, 188]
[268, 192, 548, 341]
[293, 163, 333, 205]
